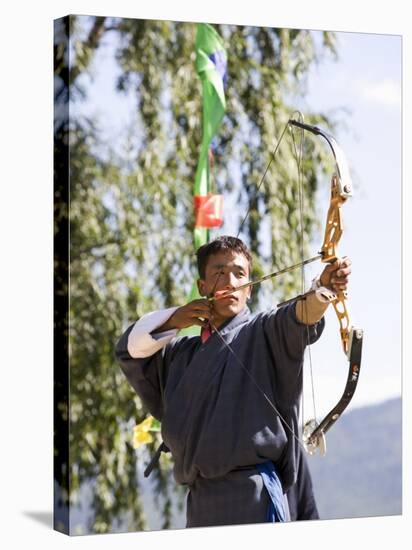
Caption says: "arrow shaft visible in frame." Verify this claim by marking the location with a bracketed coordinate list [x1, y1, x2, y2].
[210, 254, 322, 300]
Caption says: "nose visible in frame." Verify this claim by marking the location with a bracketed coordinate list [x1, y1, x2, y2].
[221, 271, 236, 288]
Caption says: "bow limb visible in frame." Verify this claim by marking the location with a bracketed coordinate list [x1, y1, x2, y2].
[304, 326, 363, 454]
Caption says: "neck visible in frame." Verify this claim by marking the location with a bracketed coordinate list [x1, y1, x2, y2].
[210, 310, 240, 330]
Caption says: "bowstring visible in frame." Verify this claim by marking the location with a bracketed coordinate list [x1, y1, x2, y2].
[208, 119, 291, 299]
[289, 113, 318, 437]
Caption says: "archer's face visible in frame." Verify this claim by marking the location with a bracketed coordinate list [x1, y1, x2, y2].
[197, 250, 251, 325]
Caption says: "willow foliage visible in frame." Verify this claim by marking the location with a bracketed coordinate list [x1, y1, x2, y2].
[55, 14, 339, 533]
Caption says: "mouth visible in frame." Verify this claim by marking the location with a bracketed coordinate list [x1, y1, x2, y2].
[221, 295, 238, 303]
[213, 290, 239, 302]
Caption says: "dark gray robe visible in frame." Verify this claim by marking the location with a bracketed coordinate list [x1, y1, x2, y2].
[115, 303, 324, 527]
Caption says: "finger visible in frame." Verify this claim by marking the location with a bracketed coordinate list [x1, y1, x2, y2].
[331, 276, 350, 286]
[192, 318, 209, 327]
[331, 276, 349, 286]
[320, 263, 339, 286]
[340, 256, 352, 267]
[333, 268, 351, 278]
[331, 279, 349, 288]
[190, 298, 212, 308]
[336, 265, 352, 276]
[323, 263, 340, 278]
[330, 265, 351, 279]
[189, 311, 211, 321]
[188, 301, 213, 312]
[334, 260, 351, 274]
[190, 305, 212, 317]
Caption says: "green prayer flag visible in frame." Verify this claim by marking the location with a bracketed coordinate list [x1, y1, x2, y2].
[194, 23, 227, 201]
[179, 24, 227, 337]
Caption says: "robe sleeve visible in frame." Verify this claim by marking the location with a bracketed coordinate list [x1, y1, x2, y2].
[115, 319, 193, 421]
[114, 307, 179, 419]
[259, 302, 325, 407]
[263, 302, 325, 362]
[126, 307, 179, 358]
[115, 323, 168, 420]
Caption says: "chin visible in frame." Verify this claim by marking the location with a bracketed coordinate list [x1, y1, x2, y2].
[218, 302, 243, 317]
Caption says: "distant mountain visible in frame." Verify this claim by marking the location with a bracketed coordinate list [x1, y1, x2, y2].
[307, 397, 402, 520]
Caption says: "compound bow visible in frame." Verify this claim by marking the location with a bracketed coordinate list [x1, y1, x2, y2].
[288, 119, 363, 455]
[210, 115, 363, 456]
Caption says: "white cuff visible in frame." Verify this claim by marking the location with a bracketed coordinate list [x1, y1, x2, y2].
[310, 274, 337, 304]
[127, 306, 179, 358]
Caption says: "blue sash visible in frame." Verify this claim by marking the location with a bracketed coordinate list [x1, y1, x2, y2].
[256, 461, 286, 522]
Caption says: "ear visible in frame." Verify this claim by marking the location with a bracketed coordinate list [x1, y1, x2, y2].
[247, 267, 253, 300]
[247, 286, 252, 301]
[197, 278, 206, 297]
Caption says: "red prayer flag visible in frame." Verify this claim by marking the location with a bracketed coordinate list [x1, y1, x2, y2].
[193, 193, 224, 228]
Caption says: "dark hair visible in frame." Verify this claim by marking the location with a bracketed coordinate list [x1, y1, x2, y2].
[196, 236, 252, 279]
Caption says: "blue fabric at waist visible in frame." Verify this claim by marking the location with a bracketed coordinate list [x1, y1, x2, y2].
[256, 461, 286, 522]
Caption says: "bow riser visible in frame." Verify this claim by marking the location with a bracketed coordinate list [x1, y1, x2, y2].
[332, 294, 351, 357]
[320, 173, 352, 356]
[320, 175, 346, 263]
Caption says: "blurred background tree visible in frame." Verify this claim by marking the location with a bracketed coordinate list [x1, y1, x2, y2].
[54, 14, 339, 534]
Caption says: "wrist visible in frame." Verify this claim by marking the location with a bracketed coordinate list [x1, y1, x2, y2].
[310, 274, 337, 304]
[152, 309, 180, 333]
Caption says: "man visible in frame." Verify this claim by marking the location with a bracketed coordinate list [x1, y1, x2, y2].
[115, 236, 351, 527]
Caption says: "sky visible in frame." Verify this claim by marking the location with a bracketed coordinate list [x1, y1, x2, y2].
[73, 20, 402, 416]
